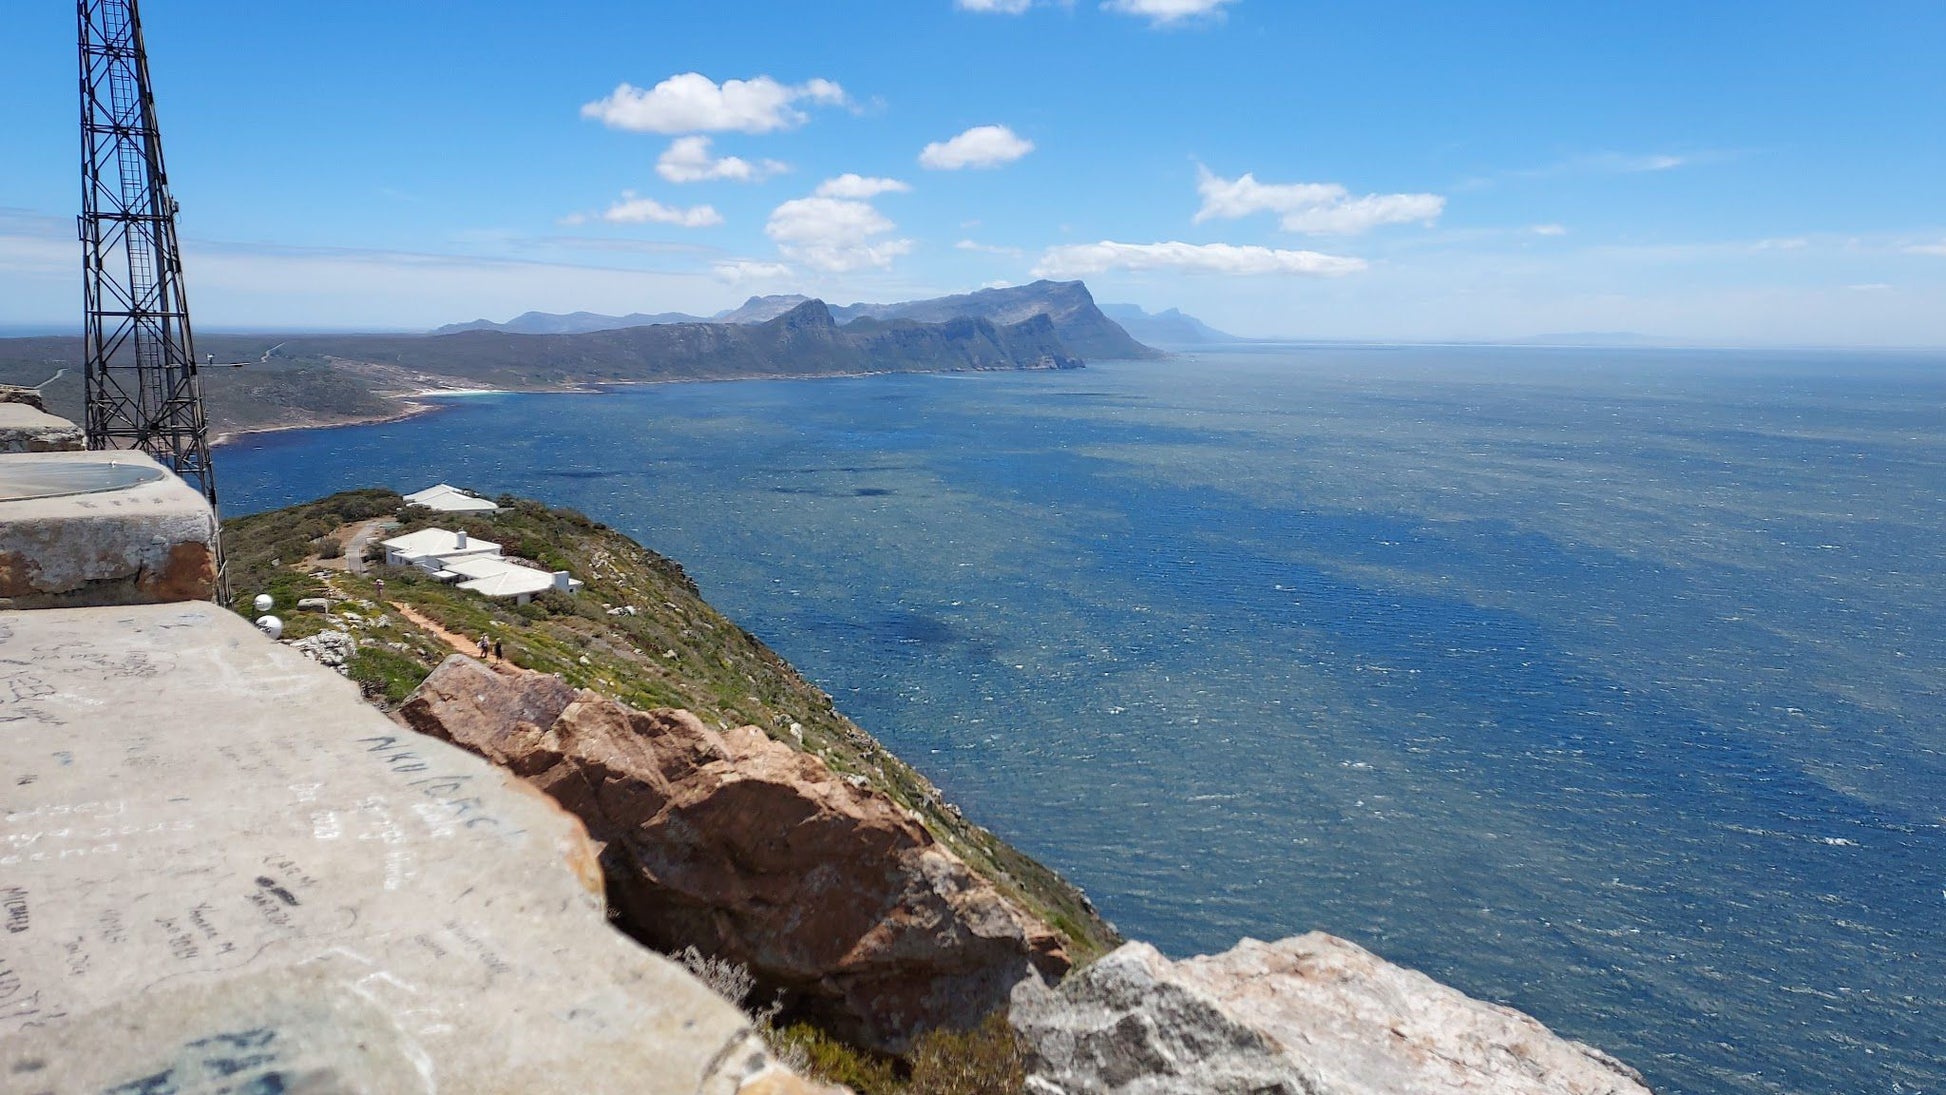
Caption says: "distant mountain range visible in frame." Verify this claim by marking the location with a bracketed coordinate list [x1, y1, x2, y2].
[435, 280, 1164, 362]
[1099, 303, 1240, 345]
[0, 283, 1159, 440]
[432, 310, 706, 336]
[210, 300, 1087, 393]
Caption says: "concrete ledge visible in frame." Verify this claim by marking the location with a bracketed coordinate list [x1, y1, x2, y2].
[0, 451, 216, 607]
[0, 605, 791, 1093]
[0, 405, 83, 454]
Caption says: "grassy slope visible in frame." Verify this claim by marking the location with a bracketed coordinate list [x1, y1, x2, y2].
[224, 489, 1121, 967]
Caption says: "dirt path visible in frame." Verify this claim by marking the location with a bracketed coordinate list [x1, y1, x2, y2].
[390, 601, 479, 657]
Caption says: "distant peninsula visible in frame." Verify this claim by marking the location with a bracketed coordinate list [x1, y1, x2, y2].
[0, 281, 1160, 442]
[436, 279, 1164, 364]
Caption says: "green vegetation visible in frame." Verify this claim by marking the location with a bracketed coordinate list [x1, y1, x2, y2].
[766, 1014, 1025, 1094]
[222, 490, 1121, 975]
[346, 646, 433, 706]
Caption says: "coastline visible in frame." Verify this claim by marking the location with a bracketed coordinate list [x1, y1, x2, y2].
[211, 398, 441, 449]
[208, 360, 1085, 447]
[210, 385, 531, 448]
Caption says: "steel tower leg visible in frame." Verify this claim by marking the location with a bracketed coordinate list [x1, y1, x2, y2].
[78, 0, 225, 598]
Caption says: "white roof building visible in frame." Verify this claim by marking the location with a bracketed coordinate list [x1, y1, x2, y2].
[404, 483, 500, 514]
[379, 525, 583, 605]
[380, 527, 502, 576]
[445, 555, 584, 604]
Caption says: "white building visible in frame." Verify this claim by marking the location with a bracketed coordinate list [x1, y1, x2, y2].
[403, 483, 500, 514]
[378, 526, 583, 604]
[380, 527, 502, 578]
[446, 556, 583, 605]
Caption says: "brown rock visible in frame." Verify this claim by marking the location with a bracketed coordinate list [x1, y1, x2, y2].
[398, 655, 1070, 1053]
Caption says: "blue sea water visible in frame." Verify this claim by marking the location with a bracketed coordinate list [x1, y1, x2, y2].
[219, 346, 1946, 1095]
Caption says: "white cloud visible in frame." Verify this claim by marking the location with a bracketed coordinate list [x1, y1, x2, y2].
[600, 192, 723, 228]
[1032, 240, 1366, 277]
[1532, 223, 1568, 236]
[957, 239, 1025, 257]
[920, 125, 1035, 170]
[1603, 152, 1686, 173]
[714, 260, 794, 283]
[656, 136, 787, 184]
[1902, 240, 1946, 257]
[0, 232, 74, 277]
[766, 196, 913, 272]
[581, 73, 848, 135]
[957, 0, 1034, 10]
[815, 174, 912, 199]
[1103, 0, 1237, 26]
[1195, 168, 1444, 235]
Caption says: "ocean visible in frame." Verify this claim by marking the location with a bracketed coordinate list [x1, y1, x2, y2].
[218, 345, 1946, 1095]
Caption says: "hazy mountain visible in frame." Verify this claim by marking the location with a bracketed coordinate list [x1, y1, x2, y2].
[713, 295, 815, 324]
[428, 281, 1158, 360]
[1101, 303, 1239, 345]
[229, 300, 1079, 388]
[433, 310, 705, 336]
[830, 281, 1160, 360]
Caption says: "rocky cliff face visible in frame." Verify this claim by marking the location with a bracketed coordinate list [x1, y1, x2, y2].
[398, 654, 1070, 1054]
[833, 280, 1161, 361]
[1011, 934, 1654, 1095]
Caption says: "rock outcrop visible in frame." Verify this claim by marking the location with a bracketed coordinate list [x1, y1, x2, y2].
[289, 627, 357, 671]
[1011, 934, 1654, 1095]
[398, 654, 1070, 1053]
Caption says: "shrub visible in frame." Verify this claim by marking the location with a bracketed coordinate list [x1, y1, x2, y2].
[906, 1013, 1026, 1095]
[769, 1024, 900, 1094]
[347, 647, 431, 706]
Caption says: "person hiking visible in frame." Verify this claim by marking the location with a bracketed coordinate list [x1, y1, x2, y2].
[493, 638, 504, 663]
[477, 635, 490, 658]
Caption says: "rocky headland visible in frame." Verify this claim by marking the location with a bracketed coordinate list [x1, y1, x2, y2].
[0, 281, 1148, 442]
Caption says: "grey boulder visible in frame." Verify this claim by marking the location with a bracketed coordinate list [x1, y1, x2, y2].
[1011, 934, 1653, 1095]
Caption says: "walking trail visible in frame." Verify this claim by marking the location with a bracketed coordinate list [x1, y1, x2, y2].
[389, 601, 478, 657]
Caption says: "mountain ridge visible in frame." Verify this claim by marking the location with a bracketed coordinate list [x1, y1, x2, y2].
[1101, 302, 1240, 345]
[432, 281, 1162, 362]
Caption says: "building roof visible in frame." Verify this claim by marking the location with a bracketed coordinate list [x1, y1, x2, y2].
[457, 563, 557, 599]
[380, 527, 501, 561]
[404, 483, 500, 513]
[443, 555, 528, 580]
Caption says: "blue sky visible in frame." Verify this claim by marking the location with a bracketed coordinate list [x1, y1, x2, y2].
[3, 0, 1944, 343]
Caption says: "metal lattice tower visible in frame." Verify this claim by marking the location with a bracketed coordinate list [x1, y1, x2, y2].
[77, 0, 221, 520]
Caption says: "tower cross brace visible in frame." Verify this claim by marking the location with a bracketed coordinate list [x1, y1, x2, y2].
[77, 0, 220, 515]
